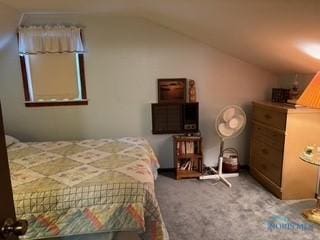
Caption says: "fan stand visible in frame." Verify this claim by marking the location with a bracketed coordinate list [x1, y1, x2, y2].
[199, 140, 239, 187]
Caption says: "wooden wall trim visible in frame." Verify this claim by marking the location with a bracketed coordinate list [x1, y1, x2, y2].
[0, 103, 17, 225]
[19, 56, 31, 102]
[78, 54, 87, 99]
[19, 54, 88, 108]
[25, 100, 88, 107]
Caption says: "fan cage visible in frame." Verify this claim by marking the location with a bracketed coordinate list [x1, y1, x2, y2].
[215, 105, 247, 139]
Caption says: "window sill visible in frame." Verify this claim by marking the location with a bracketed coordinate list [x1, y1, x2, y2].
[25, 99, 88, 107]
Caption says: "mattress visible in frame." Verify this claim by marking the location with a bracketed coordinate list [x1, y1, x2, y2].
[7, 137, 168, 240]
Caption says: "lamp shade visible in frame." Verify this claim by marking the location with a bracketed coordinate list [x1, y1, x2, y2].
[297, 72, 320, 108]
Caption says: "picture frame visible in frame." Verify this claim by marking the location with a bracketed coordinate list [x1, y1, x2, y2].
[158, 78, 187, 103]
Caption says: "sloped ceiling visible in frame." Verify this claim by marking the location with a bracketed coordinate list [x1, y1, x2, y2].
[1, 0, 320, 74]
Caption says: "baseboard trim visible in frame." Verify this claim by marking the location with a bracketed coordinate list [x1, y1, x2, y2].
[158, 168, 174, 173]
[240, 164, 249, 170]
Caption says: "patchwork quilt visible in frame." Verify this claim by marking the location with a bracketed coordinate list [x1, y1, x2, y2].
[7, 137, 169, 240]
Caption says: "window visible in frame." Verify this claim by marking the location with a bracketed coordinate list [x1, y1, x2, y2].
[20, 53, 87, 107]
[18, 25, 87, 107]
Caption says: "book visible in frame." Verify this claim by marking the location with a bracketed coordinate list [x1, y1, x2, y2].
[177, 141, 195, 155]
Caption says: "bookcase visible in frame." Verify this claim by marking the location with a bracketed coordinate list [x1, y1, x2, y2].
[173, 135, 203, 180]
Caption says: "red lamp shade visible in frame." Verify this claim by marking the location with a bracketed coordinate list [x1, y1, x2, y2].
[297, 72, 320, 108]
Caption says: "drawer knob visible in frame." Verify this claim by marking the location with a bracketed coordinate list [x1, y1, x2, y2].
[261, 148, 269, 154]
[264, 114, 272, 120]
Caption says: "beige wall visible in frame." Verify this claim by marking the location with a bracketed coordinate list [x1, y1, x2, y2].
[0, 3, 19, 52]
[278, 73, 314, 94]
[0, 14, 278, 168]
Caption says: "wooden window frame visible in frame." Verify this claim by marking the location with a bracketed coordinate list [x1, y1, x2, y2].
[18, 32, 88, 107]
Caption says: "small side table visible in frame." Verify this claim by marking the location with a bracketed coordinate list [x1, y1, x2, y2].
[300, 145, 320, 224]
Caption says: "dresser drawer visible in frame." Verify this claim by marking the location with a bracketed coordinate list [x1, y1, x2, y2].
[250, 140, 283, 186]
[252, 123, 285, 151]
[253, 106, 287, 130]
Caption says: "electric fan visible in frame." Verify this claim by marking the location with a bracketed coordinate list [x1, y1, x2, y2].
[199, 105, 246, 187]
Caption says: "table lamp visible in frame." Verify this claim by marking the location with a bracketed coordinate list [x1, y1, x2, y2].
[297, 71, 320, 224]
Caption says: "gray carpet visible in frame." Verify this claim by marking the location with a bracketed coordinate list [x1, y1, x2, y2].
[155, 172, 320, 240]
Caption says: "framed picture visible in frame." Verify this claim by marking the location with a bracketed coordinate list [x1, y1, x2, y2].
[158, 78, 187, 103]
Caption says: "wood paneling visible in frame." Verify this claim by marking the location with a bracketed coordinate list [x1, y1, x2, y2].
[253, 105, 287, 130]
[250, 101, 320, 200]
[0, 103, 18, 240]
[25, 100, 88, 107]
[251, 140, 283, 186]
[251, 122, 285, 151]
[151, 103, 199, 134]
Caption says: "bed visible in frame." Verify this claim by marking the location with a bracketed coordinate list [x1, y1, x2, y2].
[7, 137, 169, 240]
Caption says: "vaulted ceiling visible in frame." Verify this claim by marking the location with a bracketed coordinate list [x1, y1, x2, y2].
[1, 0, 320, 74]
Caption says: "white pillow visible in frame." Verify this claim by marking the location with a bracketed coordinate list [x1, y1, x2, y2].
[5, 135, 20, 147]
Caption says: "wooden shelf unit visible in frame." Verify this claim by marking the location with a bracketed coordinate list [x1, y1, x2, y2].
[173, 135, 203, 180]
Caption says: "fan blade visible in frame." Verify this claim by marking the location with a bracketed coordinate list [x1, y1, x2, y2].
[218, 123, 235, 137]
[223, 107, 236, 122]
[236, 115, 245, 128]
[228, 117, 239, 129]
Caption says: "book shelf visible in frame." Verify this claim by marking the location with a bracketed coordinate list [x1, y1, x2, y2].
[173, 135, 203, 180]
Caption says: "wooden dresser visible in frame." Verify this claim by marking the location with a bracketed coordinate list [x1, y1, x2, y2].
[250, 101, 320, 200]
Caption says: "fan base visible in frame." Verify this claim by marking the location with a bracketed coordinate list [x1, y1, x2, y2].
[200, 173, 239, 179]
[199, 168, 239, 187]
[199, 157, 239, 187]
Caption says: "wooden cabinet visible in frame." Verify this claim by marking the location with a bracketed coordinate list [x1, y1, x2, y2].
[173, 135, 203, 180]
[152, 103, 199, 134]
[250, 101, 320, 200]
[152, 103, 182, 133]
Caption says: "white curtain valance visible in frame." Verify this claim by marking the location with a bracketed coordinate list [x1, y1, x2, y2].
[18, 25, 85, 54]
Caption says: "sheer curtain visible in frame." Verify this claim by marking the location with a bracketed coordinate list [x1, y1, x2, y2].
[18, 25, 85, 54]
